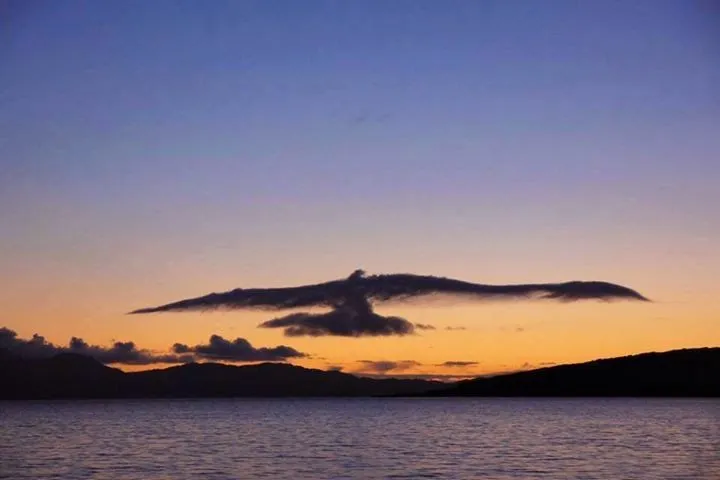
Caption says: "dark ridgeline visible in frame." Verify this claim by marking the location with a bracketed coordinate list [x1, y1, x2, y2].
[1, 347, 718, 399]
[424, 347, 720, 397]
[0, 351, 442, 399]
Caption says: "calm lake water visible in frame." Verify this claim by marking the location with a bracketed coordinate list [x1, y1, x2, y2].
[1, 398, 718, 479]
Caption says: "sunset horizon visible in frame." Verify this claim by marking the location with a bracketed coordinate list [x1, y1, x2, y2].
[2, 265, 712, 380]
[3, 2, 719, 477]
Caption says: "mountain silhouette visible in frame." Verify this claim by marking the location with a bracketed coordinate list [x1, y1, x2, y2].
[0, 352, 125, 399]
[0, 352, 442, 399]
[420, 347, 720, 397]
[123, 362, 443, 397]
[2, 347, 718, 399]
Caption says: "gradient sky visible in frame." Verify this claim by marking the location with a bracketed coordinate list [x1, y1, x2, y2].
[2, 0, 718, 378]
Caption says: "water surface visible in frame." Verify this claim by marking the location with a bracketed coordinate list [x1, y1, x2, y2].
[1, 398, 718, 479]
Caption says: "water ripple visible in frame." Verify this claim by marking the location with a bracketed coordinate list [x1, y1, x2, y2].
[1, 398, 718, 479]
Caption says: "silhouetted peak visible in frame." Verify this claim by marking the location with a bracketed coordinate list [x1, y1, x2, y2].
[52, 352, 102, 364]
[49, 353, 119, 373]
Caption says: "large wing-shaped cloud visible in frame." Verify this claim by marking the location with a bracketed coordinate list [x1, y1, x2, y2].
[129, 270, 648, 337]
[361, 274, 649, 302]
[129, 279, 348, 314]
[129, 270, 649, 314]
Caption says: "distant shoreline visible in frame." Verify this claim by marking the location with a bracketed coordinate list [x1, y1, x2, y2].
[2, 347, 718, 400]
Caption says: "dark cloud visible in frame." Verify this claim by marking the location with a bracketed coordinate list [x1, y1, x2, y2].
[172, 334, 306, 361]
[259, 309, 416, 337]
[0, 327, 190, 365]
[414, 323, 436, 330]
[445, 326, 467, 331]
[437, 361, 479, 368]
[326, 365, 344, 372]
[130, 270, 649, 315]
[171, 343, 192, 354]
[1, 327, 306, 365]
[68, 337, 193, 365]
[357, 360, 422, 373]
[131, 270, 648, 339]
[0, 328, 57, 358]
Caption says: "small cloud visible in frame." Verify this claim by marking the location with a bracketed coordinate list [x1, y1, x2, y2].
[356, 372, 479, 382]
[326, 365, 344, 372]
[445, 326, 467, 331]
[357, 360, 422, 373]
[171, 334, 306, 362]
[516, 361, 557, 370]
[414, 323, 436, 330]
[172, 343, 192, 354]
[436, 361, 479, 368]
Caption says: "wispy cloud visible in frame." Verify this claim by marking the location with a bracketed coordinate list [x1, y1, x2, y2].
[356, 372, 480, 382]
[436, 361, 479, 368]
[353, 358, 483, 380]
[357, 360, 422, 373]
[499, 361, 559, 373]
[414, 323, 436, 330]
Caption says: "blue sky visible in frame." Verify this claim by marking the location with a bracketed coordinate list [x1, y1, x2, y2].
[1, 0, 718, 372]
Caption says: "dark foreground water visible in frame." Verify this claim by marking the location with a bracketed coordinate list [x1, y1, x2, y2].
[1, 398, 718, 479]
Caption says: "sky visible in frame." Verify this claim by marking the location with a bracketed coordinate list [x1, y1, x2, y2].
[1, 0, 719, 379]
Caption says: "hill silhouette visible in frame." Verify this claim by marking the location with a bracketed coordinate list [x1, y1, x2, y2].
[421, 347, 720, 397]
[0, 352, 126, 399]
[2, 347, 718, 399]
[0, 352, 442, 399]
